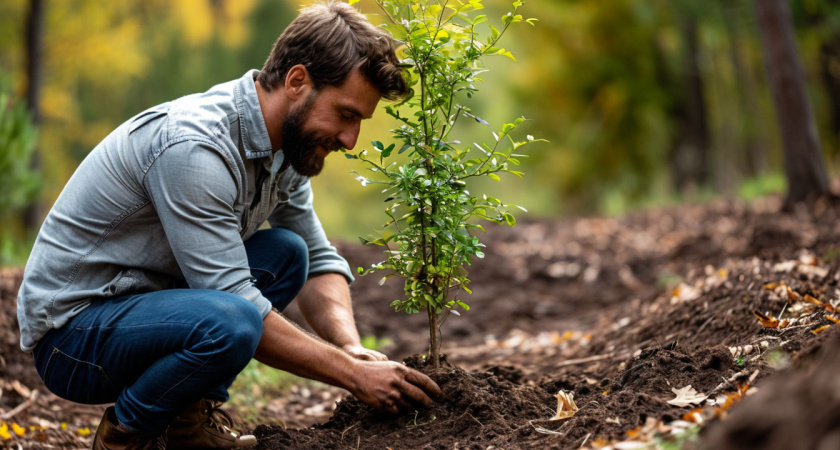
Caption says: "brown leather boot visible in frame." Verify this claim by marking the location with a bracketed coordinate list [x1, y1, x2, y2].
[166, 399, 257, 449]
[92, 407, 167, 450]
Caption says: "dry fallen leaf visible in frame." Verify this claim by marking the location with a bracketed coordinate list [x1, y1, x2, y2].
[826, 315, 839, 324]
[762, 282, 780, 290]
[550, 390, 578, 421]
[715, 384, 751, 417]
[785, 285, 802, 301]
[752, 310, 789, 329]
[803, 294, 825, 307]
[812, 325, 831, 335]
[667, 385, 708, 407]
[682, 408, 704, 423]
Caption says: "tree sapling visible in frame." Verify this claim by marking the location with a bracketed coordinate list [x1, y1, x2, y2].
[349, 0, 542, 368]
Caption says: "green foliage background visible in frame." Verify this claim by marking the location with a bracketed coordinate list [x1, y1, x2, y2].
[1, 0, 839, 262]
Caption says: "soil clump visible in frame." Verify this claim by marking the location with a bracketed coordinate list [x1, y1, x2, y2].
[2, 194, 840, 448]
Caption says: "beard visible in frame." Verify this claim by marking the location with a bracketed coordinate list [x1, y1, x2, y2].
[281, 92, 339, 177]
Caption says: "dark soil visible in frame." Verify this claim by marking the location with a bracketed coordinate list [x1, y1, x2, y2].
[2, 192, 840, 448]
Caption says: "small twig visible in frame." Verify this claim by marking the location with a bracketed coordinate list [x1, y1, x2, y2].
[0, 390, 38, 420]
[579, 433, 592, 448]
[528, 420, 564, 436]
[778, 302, 789, 321]
[778, 324, 811, 335]
[555, 353, 612, 368]
[578, 400, 600, 411]
[340, 424, 357, 441]
[710, 370, 749, 395]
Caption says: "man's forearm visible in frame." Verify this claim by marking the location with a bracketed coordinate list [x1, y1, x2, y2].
[253, 311, 359, 389]
[295, 273, 361, 348]
[255, 310, 442, 414]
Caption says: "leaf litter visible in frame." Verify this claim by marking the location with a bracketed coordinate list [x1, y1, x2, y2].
[4, 194, 840, 448]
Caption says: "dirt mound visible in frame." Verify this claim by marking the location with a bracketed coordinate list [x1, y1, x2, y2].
[252, 345, 741, 449]
[701, 326, 840, 450]
[3, 193, 840, 448]
[253, 355, 553, 449]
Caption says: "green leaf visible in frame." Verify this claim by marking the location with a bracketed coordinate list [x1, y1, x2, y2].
[504, 212, 516, 227]
[345, 153, 358, 159]
[489, 25, 500, 41]
[456, 300, 470, 311]
[382, 143, 395, 158]
[488, 173, 501, 181]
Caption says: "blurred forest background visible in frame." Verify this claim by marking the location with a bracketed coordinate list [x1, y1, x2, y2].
[1, 0, 839, 265]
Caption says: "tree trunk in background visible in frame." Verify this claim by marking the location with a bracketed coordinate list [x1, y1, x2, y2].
[723, 0, 767, 177]
[671, 17, 710, 193]
[23, 0, 44, 230]
[820, 38, 840, 162]
[754, 0, 829, 206]
[683, 17, 710, 187]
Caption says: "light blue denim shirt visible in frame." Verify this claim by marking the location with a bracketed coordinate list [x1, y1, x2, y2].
[17, 70, 353, 352]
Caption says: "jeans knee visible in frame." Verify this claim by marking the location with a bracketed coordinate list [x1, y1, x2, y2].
[285, 232, 308, 292]
[274, 228, 309, 285]
[246, 228, 309, 304]
[204, 294, 263, 367]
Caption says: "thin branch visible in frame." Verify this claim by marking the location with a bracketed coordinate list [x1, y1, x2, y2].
[0, 390, 38, 420]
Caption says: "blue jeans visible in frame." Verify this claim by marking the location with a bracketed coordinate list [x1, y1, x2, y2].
[32, 228, 308, 433]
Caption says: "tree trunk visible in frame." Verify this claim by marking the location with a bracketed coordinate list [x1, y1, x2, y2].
[427, 308, 440, 369]
[670, 17, 710, 193]
[681, 17, 710, 187]
[820, 38, 840, 161]
[23, 0, 44, 230]
[753, 0, 829, 206]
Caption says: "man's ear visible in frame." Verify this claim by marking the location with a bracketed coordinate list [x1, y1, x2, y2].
[285, 64, 312, 101]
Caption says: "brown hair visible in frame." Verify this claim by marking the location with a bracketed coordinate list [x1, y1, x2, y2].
[258, 1, 409, 101]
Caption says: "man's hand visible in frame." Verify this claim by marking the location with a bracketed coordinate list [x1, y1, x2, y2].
[343, 344, 388, 361]
[349, 360, 442, 414]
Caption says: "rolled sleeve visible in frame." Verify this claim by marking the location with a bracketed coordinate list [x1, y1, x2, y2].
[144, 141, 273, 317]
[268, 178, 354, 283]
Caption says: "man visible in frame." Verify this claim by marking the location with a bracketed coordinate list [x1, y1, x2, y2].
[16, 2, 441, 449]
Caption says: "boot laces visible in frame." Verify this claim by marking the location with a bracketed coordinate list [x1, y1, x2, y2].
[204, 402, 241, 437]
[151, 434, 167, 450]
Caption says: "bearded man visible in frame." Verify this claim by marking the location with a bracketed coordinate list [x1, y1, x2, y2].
[16, 2, 441, 448]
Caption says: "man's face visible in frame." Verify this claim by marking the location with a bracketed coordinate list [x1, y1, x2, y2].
[282, 69, 381, 177]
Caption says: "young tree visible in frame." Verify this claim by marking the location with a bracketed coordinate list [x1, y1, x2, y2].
[754, 0, 829, 206]
[351, 0, 540, 368]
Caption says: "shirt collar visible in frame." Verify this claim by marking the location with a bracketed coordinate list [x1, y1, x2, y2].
[236, 69, 275, 160]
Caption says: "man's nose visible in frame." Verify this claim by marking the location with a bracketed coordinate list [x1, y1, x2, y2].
[338, 121, 361, 151]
